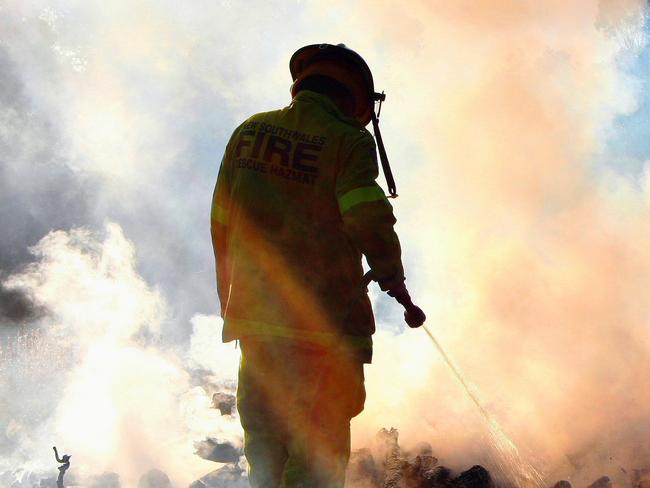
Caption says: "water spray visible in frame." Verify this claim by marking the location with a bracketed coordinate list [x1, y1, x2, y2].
[420, 325, 545, 487]
[385, 281, 545, 487]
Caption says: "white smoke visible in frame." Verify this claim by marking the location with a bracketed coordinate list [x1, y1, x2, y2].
[347, 1, 650, 485]
[1, 0, 649, 486]
[0, 224, 241, 486]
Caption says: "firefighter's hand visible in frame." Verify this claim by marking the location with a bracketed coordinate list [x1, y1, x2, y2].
[387, 283, 426, 328]
[403, 302, 426, 328]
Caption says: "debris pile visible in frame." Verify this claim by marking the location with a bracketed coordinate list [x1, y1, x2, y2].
[344, 429, 650, 488]
[586, 477, 612, 488]
[346, 428, 492, 488]
[138, 468, 173, 488]
[190, 464, 249, 488]
[553, 481, 573, 488]
[185, 427, 650, 488]
[212, 392, 236, 416]
[194, 437, 242, 464]
[633, 469, 650, 488]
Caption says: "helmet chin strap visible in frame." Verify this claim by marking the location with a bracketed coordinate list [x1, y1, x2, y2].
[371, 91, 398, 198]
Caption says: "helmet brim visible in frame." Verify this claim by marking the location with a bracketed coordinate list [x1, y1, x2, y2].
[290, 44, 376, 125]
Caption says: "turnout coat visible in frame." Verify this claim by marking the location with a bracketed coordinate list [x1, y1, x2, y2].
[211, 90, 404, 362]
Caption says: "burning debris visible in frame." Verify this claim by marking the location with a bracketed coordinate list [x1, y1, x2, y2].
[194, 438, 242, 464]
[212, 392, 236, 416]
[344, 429, 650, 488]
[633, 470, 650, 488]
[553, 481, 572, 488]
[455, 466, 492, 488]
[183, 427, 650, 488]
[138, 469, 173, 488]
[586, 477, 612, 488]
[346, 428, 493, 488]
[190, 464, 249, 488]
[52, 446, 70, 488]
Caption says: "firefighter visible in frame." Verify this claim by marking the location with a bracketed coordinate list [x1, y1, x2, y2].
[211, 43, 419, 487]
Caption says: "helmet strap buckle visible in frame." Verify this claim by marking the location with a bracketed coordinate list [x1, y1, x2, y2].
[373, 91, 386, 118]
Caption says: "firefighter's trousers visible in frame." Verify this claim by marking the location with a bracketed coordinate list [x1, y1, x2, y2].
[237, 337, 366, 488]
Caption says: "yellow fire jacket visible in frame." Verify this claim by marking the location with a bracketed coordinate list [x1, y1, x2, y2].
[211, 90, 404, 362]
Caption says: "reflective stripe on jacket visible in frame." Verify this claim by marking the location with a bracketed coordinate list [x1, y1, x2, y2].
[211, 90, 404, 362]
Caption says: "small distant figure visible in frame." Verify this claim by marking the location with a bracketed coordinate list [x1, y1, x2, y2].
[53, 446, 71, 487]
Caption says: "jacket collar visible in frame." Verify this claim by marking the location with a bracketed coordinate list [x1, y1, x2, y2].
[292, 90, 362, 128]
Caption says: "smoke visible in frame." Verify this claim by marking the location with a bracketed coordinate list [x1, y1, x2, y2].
[0, 224, 241, 486]
[1, 0, 649, 486]
[0, 1, 308, 485]
[341, 0, 650, 485]
[0, 0, 310, 341]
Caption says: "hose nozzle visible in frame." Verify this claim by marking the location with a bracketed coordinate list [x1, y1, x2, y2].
[362, 272, 426, 328]
[392, 292, 426, 328]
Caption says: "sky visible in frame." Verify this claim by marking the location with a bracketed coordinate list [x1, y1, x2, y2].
[0, 1, 649, 487]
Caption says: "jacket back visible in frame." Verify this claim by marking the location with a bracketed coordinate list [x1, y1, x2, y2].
[211, 90, 404, 361]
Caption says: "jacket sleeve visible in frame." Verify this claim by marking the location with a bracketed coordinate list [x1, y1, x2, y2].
[211, 149, 233, 317]
[335, 132, 405, 291]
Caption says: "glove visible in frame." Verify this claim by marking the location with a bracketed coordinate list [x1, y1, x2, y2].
[403, 301, 426, 328]
[387, 283, 426, 328]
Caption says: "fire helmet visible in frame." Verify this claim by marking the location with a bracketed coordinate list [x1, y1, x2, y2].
[289, 43, 383, 126]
